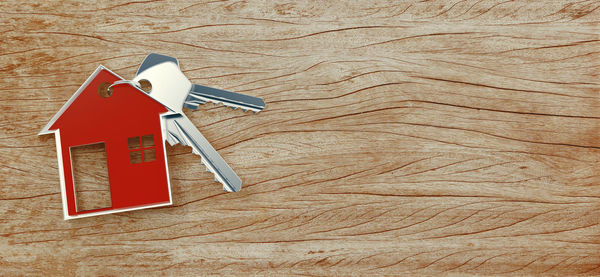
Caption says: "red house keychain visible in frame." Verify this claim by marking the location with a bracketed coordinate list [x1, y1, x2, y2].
[39, 66, 174, 219]
[40, 54, 266, 219]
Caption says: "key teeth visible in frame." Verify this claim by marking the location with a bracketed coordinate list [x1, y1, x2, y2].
[204, 100, 260, 113]
[189, 149, 221, 185]
[199, 156, 227, 188]
[200, 159, 212, 172]
[167, 116, 239, 192]
[199, 154, 241, 192]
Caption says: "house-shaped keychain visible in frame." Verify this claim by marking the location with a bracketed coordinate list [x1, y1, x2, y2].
[39, 66, 175, 219]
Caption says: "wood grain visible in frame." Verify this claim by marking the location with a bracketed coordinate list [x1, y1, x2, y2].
[1, 0, 599, 275]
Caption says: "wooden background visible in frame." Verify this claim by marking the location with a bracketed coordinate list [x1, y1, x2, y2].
[1, 0, 599, 275]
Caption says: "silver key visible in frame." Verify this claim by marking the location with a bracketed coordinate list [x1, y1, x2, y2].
[131, 54, 260, 192]
[134, 53, 265, 113]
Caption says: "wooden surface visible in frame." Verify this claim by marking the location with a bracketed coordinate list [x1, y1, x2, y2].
[1, 1, 599, 275]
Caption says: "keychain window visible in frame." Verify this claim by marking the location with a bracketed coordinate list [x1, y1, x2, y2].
[128, 135, 156, 164]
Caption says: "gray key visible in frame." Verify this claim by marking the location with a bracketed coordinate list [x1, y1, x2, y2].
[134, 53, 265, 113]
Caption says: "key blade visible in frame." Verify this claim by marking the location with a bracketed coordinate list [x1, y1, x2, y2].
[164, 114, 242, 192]
[185, 84, 266, 113]
[136, 53, 179, 76]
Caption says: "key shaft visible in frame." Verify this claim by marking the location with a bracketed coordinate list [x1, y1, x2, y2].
[185, 84, 266, 112]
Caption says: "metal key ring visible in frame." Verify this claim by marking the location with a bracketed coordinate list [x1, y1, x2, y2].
[107, 80, 141, 93]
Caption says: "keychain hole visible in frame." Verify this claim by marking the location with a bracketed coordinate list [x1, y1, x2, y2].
[97, 82, 113, 98]
[138, 79, 152, 93]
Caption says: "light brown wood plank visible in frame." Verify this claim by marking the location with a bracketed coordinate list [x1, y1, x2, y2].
[0, 0, 599, 275]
